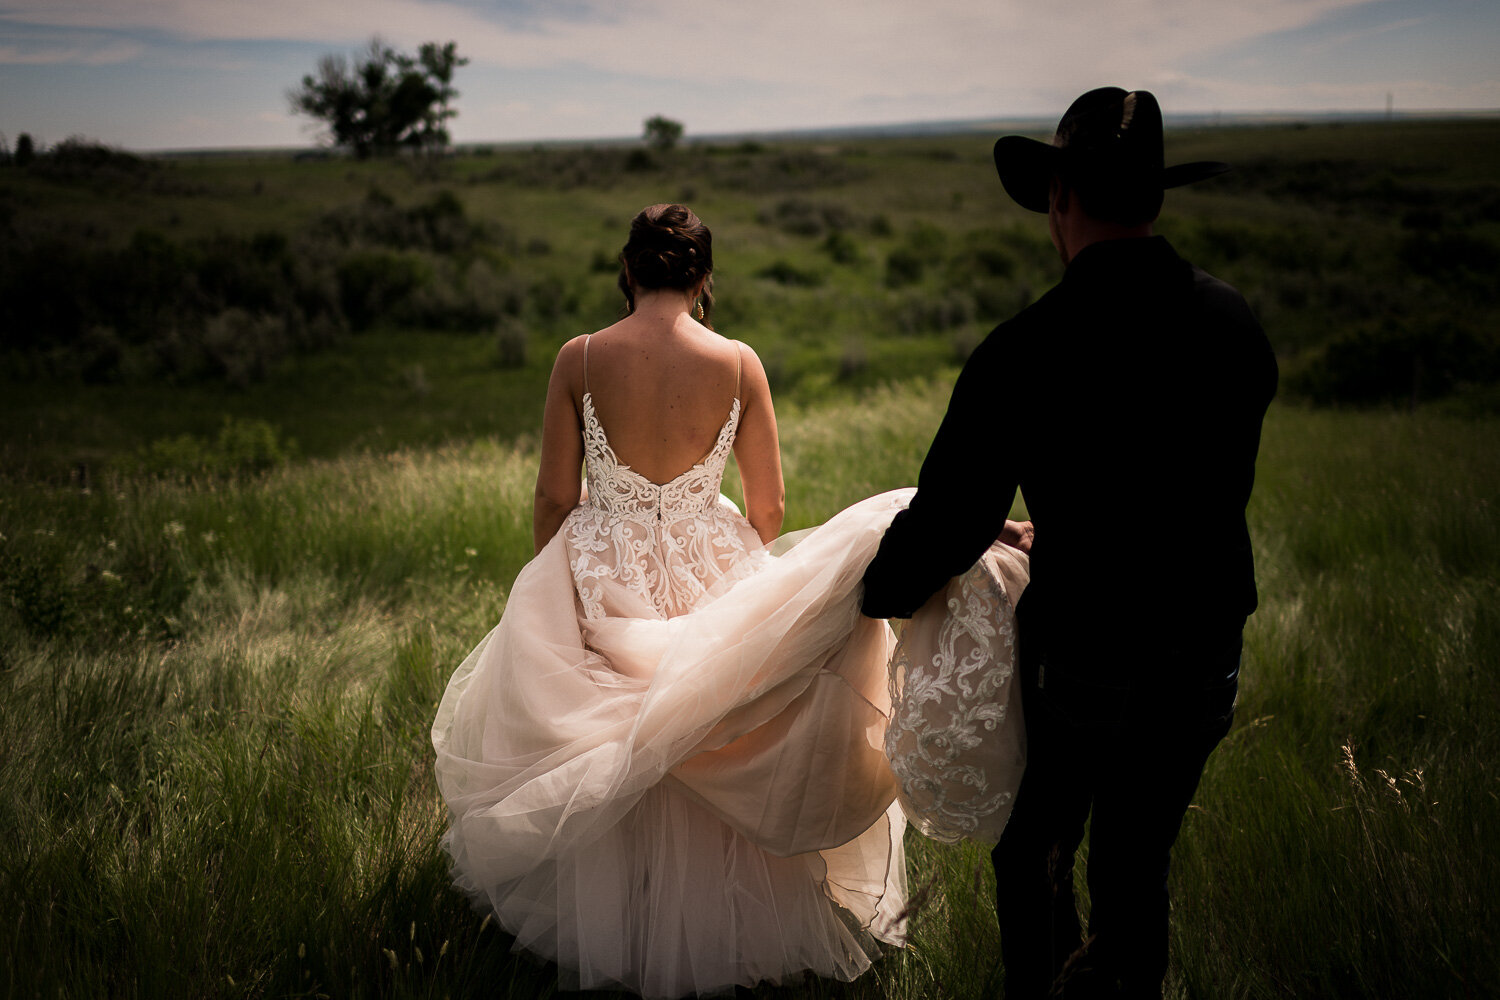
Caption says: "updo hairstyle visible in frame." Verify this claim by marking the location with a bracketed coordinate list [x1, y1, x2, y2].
[617, 204, 714, 325]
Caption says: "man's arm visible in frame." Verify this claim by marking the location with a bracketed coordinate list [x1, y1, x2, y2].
[861, 334, 1022, 618]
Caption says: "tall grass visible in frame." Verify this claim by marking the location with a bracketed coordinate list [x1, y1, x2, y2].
[1168, 407, 1500, 998]
[1, 393, 1496, 997]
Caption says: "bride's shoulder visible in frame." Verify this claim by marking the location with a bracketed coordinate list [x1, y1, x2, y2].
[546, 335, 593, 396]
[712, 335, 761, 366]
[551, 335, 590, 368]
[723, 338, 769, 382]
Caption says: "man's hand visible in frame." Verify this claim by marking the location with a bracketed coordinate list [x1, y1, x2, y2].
[999, 519, 1034, 553]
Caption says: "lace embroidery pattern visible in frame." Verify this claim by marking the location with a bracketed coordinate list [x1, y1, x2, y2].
[566, 393, 754, 619]
[580, 393, 739, 523]
[885, 557, 1022, 843]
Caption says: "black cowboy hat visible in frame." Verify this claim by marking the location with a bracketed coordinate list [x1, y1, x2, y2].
[993, 87, 1229, 213]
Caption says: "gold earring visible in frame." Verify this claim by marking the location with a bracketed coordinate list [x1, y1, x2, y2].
[694, 300, 705, 320]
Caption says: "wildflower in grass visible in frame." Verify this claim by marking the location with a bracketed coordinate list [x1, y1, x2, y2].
[202, 530, 217, 544]
[465, 547, 478, 557]
[101, 570, 121, 584]
[106, 539, 117, 550]
[164, 520, 185, 538]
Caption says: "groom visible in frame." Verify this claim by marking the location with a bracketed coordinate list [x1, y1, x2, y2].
[862, 88, 1277, 998]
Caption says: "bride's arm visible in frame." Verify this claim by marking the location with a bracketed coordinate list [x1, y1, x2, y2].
[533, 338, 586, 554]
[731, 344, 785, 546]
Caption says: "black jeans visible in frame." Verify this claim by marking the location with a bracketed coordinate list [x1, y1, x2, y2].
[991, 627, 1240, 999]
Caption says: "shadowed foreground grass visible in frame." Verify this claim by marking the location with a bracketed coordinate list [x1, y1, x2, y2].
[1, 391, 1496, 998]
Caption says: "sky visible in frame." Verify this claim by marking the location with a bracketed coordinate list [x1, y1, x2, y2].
[1, 0, 1497, 151]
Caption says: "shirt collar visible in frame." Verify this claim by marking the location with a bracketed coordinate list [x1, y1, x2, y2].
[1063, 235, 1180, 285]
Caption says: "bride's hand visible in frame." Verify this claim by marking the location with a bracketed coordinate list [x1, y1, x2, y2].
[999, 519, 1034, 553]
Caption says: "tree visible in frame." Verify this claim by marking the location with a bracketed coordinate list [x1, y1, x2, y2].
[643, 115, 684, 151]
[289, 39, 467, 158]
[14, 132, 35, 167]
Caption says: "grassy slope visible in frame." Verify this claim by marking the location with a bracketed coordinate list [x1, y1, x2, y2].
[2, 121, 1497, 997]
[5, 120, 1497, 479]
[1, 388, 1496, 998]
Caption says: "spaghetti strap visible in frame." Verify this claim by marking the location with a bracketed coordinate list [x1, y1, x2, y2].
[734, 342, 742, 400]
[582, 334, 591, 395]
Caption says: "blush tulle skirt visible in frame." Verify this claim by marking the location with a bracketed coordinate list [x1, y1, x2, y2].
[432, 490, 1027, 997]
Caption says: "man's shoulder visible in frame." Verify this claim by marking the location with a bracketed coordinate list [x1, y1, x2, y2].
[1182, 260, 1271, 343]
[972, 284, 1066, 356]
[1187, 260, 1250, 307]
[1177, 256, 1278, 394]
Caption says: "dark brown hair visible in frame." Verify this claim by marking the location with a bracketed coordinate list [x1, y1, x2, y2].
[617, 204, 714, 325]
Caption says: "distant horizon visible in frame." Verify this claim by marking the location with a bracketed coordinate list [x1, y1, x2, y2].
[32, 106, 1500, 158]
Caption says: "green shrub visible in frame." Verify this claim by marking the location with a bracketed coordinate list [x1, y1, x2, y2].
[836, 336, 868, 380]
[0, 543, 75, 639]
[337, 251, 427, 331]
[398, 258, 516, 332]
[894, 292, 975, 335]
[885, 247, 924, 288]
[1291, 320, 1500, 406]
[820, 231, 862, 265]
[758, 198, 857, 237]
[200, 308, 291, 387]
[1398, 231, 1500, 297]
[27, 136, 152, 186]
[315, 188, 490, 253]
[755, 259, 824, 288]
[0, 228, 345, 382]
[133, 417, 297, 479]
[493, 316, 528, 369]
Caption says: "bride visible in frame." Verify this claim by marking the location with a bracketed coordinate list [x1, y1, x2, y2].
[432, 204, 1029, 998]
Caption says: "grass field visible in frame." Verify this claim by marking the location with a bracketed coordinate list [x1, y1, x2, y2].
[2, 121, 1498, 998]
[1, 387, 1496, 998]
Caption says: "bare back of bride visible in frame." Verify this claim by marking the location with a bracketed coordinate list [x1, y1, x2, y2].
[432, 204, 914, 999]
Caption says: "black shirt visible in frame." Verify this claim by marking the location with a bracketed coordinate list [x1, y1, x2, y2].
[861, 236, 1277, 664]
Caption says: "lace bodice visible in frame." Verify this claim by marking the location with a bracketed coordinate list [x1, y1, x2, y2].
[566, 388, 759, 621]
[581, 392, 741, 524]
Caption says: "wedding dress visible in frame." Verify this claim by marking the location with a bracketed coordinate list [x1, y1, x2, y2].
[432, 341, 1028, 998]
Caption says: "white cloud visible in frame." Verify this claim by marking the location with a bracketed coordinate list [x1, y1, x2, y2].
[0, 35, 143, 64]
[1, 0, 1379, 93]
[1304, 14, 1430, 54]
[0, 0, 499, 46]
[1159, 73, 1500, 112]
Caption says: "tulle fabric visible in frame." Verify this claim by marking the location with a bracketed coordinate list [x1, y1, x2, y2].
[432, 490, 918, 998]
